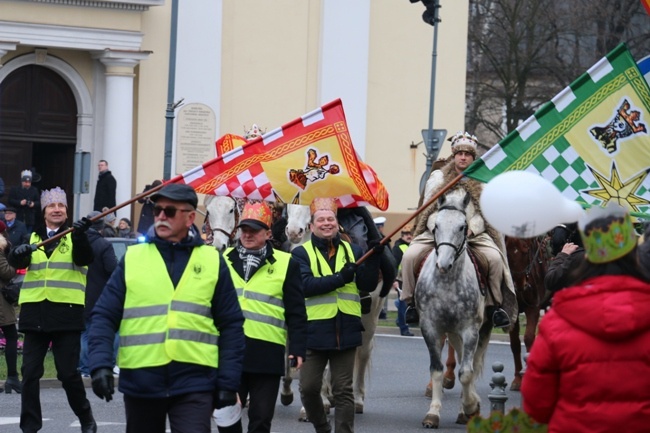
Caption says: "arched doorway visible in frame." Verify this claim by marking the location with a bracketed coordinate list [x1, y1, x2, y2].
[0, 64, 77, 222]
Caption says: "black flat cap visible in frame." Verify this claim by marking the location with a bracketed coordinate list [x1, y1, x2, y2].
[4, 206, 16, 213]
[150, 184, 198, 209]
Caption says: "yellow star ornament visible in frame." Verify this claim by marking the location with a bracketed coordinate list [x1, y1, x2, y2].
[584, 162, 650, 213]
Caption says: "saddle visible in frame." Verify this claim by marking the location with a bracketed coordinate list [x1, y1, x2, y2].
[415, 243, 488, 297]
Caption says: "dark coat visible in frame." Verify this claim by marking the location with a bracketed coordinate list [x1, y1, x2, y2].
[8, 225, 94, 332]
[392, 238, 410, 266]
[291, 232, 381, 351]
[225, 242, 307, 376]
[543, 249, 585, 294]
[5, 219, 29, 248]
[8, 186, 40, 227]
[0, 235, 17, 327]
[93, 170, 117, 212]
[88, 226, 245, 398]
[84, 229, 117, 320]
[136, 184, 157, 234]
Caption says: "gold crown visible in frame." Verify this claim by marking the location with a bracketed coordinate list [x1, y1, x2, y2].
[41, 187, 67, 210]
[579, 203, 638, 264]
[310, 197, 338, 215]
[239, 201, 273, 229]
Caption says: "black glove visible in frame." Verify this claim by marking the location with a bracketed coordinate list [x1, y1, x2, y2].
[338, 262, 357, 284]
[214, 390, 238, 409]
[72, 217, 93, 234]
[368, 239, 385, 255]
[91, 368, 114, 402]
[11, 244, 35, 260]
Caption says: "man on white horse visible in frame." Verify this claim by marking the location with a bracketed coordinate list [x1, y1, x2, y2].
[291, 197, 383, 433]
[400, 131, 516, 329]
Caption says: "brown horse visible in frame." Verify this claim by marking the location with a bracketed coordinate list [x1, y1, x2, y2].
[505, 236, 550, 391]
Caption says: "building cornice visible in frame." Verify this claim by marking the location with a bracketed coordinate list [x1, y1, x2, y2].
[12, 0, 163, 11]
[0, 21, 144, 51]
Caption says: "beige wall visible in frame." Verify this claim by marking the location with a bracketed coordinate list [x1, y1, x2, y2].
[0, 0, 469, 230]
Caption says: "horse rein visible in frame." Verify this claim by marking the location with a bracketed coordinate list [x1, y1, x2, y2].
[435, 205, 468, 263]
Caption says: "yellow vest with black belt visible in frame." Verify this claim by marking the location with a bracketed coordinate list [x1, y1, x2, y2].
[20, 232, 87, 305]
[119, 243, 221, 369]
[224, 247, 289, 346]
[303, 240, 360, 320]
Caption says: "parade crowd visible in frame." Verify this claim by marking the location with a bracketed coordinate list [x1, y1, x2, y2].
[0, 132, 649, 433]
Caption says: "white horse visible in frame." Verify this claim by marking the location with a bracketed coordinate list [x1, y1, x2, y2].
[280, 204, 395, 416]
[415, 189, 492, 428]
[284, 203, 311, 249]
[204, 195, 242, 251]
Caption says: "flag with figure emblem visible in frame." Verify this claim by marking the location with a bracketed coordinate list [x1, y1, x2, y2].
[464, 43, 650, 219]
[172, 99, 389, 210]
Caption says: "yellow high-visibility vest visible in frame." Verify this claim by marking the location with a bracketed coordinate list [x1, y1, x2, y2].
[119, 243, 221, 369]
[302, 240, 360, 320]
[20, 232, 87, 305]
[224, 248, 289, 345]
[398, 243, 408, 272]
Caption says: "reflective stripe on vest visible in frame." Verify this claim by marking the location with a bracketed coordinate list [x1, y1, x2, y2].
[303, 240, 360, 320]
[119, 243, 221, 369]
[224, 247, 289, 345]
[398, 243, 408, 272]
[20, 232, 87, 305]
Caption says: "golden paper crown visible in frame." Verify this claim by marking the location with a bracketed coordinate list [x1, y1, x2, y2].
[579, 203, 638, 264]
[238, 201, 273, 230]
[310, 197, 338, 215]
[449, 131, 478, 157]
[41, 187, 67, 210]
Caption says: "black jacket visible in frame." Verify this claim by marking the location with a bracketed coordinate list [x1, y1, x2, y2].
[93, 170, 117, 212]
[291, 232, 380, 351]
[88, 226, 245, 398]
[8, 186, 40, 227]
[8, 225, 94, 332]
[5, 219, 29, 248]
[225, 241, 307, 375]
[392, 238, 410, 266]
[544, 249, 585, 294]
[84, 229, 117, 320]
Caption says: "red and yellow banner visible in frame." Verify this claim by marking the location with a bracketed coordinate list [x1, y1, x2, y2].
[171, 99, 389, 210]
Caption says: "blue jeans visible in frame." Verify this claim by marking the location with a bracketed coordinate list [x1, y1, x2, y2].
[79, 319, 119, 375]
[395, 298, 409, 334]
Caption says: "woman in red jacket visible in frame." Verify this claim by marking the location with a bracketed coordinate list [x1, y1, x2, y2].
[522, 204, 650, 432]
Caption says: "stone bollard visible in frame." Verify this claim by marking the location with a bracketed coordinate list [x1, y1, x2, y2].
[488, 361, 508, 413]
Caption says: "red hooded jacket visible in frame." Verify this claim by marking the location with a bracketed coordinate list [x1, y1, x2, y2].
[522, 275, 650, 432]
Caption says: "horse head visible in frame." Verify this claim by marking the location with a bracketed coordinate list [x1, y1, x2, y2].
[285, 204, 311, 250]
[433, 189, 471, 273]
[204, 195, 240, 251]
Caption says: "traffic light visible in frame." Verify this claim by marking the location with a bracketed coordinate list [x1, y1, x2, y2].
[409, 0, 440, 26]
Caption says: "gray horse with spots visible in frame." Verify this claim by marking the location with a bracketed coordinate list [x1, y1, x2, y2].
[415, 189, 492, 428]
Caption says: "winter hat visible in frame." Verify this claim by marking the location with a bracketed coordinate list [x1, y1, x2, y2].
[0, 220, 6, 234]
[449, 131, 478, 158]
[86, 211, 104, 231]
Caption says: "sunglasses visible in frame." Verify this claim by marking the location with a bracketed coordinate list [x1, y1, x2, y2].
[153, 206, 194, 218]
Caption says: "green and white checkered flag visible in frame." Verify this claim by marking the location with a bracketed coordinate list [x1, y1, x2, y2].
[464, 43, 650, 220]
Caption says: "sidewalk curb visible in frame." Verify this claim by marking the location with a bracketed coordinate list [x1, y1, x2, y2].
[12, 330, 511, 388]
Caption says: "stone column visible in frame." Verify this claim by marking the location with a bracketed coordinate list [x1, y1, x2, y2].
[94, 50, 149, 219]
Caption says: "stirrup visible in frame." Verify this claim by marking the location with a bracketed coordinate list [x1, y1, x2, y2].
[405, 303, 419, 325]
[492, 308, 511, 329]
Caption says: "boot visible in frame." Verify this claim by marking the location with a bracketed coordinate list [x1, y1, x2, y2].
[4, 375, 22, 394]
[490, 306, 511, 329]
[404, 302, 419, 325]
[359, 291, 372, 315]
[79, 408, 97, 433]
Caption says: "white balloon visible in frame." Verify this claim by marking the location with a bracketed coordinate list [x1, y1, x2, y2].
[480, 171, 585, 238]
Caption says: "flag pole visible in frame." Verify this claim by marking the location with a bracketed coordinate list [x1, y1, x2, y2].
[356, 172, 464, 264]
[35, 180, 173, 248]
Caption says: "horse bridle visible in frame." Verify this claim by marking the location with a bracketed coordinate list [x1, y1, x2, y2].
[205, 197, 240, 244]
[434, 205, 468, 263]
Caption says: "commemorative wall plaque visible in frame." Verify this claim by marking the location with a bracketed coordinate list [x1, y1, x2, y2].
[175, 103, 216, 174]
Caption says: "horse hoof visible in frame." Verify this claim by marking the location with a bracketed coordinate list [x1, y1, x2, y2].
[510, 381, 521, 392]
[280, 393, 293, 406]
[456, 405, 480, 424]
[422, 414, 440, 429]
[299, 407, 308, 422]
[355, 402, 364, 414]
[442, 376, 455, 390]
[425, 383, 433, 398]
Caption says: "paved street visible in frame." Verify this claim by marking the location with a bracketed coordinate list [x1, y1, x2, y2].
[0, 331, 523, 432]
